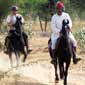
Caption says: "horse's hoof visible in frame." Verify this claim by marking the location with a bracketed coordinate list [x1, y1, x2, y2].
[22, 60, 25, 63]
[50, 60, 54, 64]
[55, 80, 59, 84]
[60, 76, 64, 80]
[4, 50, 9, 54]
[55, 77, 59, 84]
[64, 80, 67, 85]
[73, 58, 81, 64]
[73, 58, 80, 64]
[60, 73, 64, 80]
[22, 58, 26, 63]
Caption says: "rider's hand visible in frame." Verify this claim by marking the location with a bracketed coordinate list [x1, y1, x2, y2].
[12, 24, 15, 27]
[55, 32, 60, 36]
[59, 32, 62, 36]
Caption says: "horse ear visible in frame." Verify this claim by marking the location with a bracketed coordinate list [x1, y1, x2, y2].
[64, 19, 69, 24]
[67, 19, 69, 24]
[16, 16, 19, 19]
[16, 16, 22, 20]
[19, 16, 22, 20]
[62, 19, 65, 24]
[63, 19, 67, 26]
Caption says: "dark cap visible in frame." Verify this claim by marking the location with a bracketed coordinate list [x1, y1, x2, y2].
[10, 6, 19, 11]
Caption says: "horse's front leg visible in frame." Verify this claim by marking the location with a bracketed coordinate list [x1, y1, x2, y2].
[15, 51, 20, 67]
[59, 61, 64, 80]
[9, 52, 13, 68]
[22, 48, 27, 62]
[53, 61, 59, 83]
[64, 63, 70, 85]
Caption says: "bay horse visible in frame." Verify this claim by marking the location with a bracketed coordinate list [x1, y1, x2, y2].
[6, 16, 27, 67]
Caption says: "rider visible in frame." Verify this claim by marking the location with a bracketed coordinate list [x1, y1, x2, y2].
[51, 1, 78, 64]
[4, 6, 32, 54]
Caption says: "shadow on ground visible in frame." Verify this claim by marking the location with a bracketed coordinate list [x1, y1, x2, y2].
[12, 82, 46, 85]
[0, 80, 46, 85]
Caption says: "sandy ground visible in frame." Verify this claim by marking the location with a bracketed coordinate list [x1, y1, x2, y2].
[0, 36, 85, 85]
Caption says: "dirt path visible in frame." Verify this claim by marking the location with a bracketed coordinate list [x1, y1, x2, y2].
[0, 37, 84, 85]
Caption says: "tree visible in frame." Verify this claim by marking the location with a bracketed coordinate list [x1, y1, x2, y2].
[0, 0, 13, 19]
[0, 0, 14, 29]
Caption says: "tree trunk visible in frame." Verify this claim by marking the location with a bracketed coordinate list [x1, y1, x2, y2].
[44, 16, 48, 32]
[39, 17, 43, 32]
[39, 16, 48, 32]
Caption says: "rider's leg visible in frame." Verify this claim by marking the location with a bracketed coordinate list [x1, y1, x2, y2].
[9, 52, 13, 68]
[48, 39, 53, 59]
[51, 38, 58, 64]
[51, 39, 59, 81]
[5, 36, 8, 48]
[69, 32, 78, 64]
[72, 46, 78, 64]
[15, 51, 20, 67]
[4, 30, 14, 54]
[23, 32, 29, 50]
[23, 32, 32, 53]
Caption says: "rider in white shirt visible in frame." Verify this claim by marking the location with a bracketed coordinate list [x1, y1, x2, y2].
[6, 14, 24, 30]
[51, 1, 78, 64]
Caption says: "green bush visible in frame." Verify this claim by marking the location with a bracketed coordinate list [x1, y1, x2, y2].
[74, 28, 85, 49]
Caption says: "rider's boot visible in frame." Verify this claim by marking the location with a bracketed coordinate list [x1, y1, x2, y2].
[51, 49, 57, 64]
[73, 47, 78, 64]
[25, 39, 32, 53]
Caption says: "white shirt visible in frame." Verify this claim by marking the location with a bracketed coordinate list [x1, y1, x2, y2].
[51, 12, 72, 38]
[6, 14, 24, 30]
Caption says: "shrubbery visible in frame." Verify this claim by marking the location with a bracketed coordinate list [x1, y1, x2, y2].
[74, 28, 85, 49]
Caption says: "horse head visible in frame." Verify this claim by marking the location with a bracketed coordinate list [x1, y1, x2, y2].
[14, 16, 22, 34]
[15, 16, 22, 27]
[60, 19, 70, 37]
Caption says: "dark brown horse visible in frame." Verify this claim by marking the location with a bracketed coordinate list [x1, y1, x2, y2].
[48, 19, 72, 85]
[5, 16, 27, 67]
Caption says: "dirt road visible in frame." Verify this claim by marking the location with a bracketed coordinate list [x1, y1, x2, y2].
[0, 37, 84, 85]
